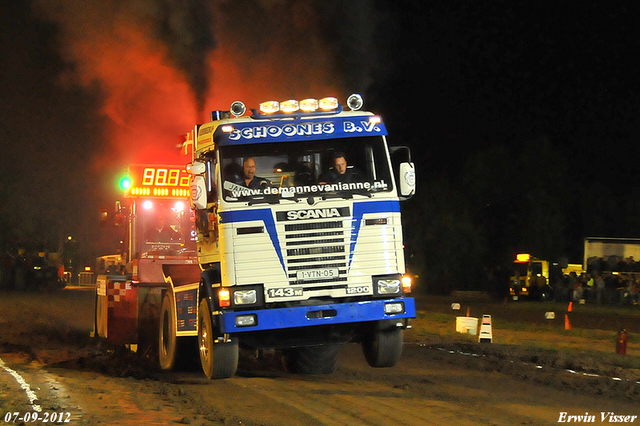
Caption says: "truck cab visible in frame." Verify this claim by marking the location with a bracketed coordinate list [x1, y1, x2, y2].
[510, 253, 552, 301]
[186, 95, 417, 378]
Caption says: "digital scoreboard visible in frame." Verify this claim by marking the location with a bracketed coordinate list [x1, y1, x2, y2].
[126, 164, 190, 198]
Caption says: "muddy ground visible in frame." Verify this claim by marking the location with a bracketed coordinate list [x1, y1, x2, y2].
[1, 288, 639, 425]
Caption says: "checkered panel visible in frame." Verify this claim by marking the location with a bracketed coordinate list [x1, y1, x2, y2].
[107, 281, 132, 307]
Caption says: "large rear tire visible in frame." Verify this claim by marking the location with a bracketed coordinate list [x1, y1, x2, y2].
[198, 299, 238, 379]
[158, 292, 178, 370]
[284, 344, 340, 374]
[362, 323, 403, 368]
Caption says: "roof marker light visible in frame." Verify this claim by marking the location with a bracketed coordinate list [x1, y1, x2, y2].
[369, 116, 381, 124]
[230, 101, 246, 117]
[259, 101, 279, 114]
[300, 98, 319, 112]
[347, 93, 363, 111]
[280, 100, 299, 113]
[319, 97, 339, 111]
[221, 125, 234, 133]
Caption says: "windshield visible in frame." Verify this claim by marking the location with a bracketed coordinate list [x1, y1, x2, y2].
[513, 262, 542, 277]
[513, 263, 529, 277]
[135, 200, 196, 254]
[219, 136, 393, 202]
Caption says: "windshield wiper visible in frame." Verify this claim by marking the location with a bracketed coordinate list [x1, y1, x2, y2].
[247, 195, 281, 206]
[321, 190, 372, 200]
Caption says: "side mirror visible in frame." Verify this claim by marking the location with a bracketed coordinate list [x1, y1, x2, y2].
[191, 175, 207, 210]
[188, 161, 206, 175]
[399, 162, 415, 197]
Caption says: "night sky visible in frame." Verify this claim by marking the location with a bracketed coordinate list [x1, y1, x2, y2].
[2, 1, 639, 273]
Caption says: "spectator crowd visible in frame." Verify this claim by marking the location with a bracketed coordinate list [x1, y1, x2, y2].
[552, 255, 640, 305]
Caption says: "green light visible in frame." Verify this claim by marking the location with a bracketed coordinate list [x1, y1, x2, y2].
[119, 177, 131, 190]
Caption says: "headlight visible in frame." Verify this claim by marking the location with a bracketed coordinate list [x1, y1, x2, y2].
[377, 279, 401, 295]
[384, 302, 405, 314]
[234, 289, 257, 305]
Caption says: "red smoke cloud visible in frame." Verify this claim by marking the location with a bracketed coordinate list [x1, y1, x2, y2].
[32, 0, 345, 172]
[89, 29, 198, 167]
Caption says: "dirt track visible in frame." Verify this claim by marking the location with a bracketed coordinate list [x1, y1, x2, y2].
[1, 288, 639, 425]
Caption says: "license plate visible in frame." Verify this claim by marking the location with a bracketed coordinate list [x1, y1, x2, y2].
[296, 268, 338, 280]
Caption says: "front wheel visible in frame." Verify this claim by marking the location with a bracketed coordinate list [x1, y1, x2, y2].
[362, 323, 403, 368]
[198, 299, 238, 379]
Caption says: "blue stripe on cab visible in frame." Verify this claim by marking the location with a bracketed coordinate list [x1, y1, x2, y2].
[219, 209, 284, 271]
[350, 200, 401, 268]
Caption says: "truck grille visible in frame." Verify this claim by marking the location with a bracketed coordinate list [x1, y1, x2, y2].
[284, 220, 349, 285]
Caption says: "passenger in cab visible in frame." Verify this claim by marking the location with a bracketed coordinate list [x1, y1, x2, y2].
[145, 216, 181, 243]
[320, 152, 363, 184]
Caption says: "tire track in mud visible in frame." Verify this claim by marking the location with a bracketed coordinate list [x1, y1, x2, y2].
[178, 344, 515, 426]
[0, 354, 82, 422]
[0, 356, 42, 412]
[0, 354, 200, 425]
[195, 364, 517, 426]
[44, 369, 203, 425]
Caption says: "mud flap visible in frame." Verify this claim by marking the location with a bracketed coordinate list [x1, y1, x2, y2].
[95, 275, 138, 345]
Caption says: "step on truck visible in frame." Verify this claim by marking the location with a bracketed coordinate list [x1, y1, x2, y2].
[96, 94, 417, 379]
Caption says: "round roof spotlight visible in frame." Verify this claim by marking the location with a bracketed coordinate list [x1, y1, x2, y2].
[347, 94, 363, 111]
[230, 101, 246, 117]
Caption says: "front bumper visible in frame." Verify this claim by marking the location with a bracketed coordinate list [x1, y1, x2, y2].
[218, 297, 416, 333]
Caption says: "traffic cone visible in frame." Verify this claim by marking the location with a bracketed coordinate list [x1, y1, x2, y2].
[568, 301, 573, 312]
[564, 314, 571, 330]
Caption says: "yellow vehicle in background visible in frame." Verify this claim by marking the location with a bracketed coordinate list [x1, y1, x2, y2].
[510, 253, 553, 301]
[562, 263, 584, 276]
